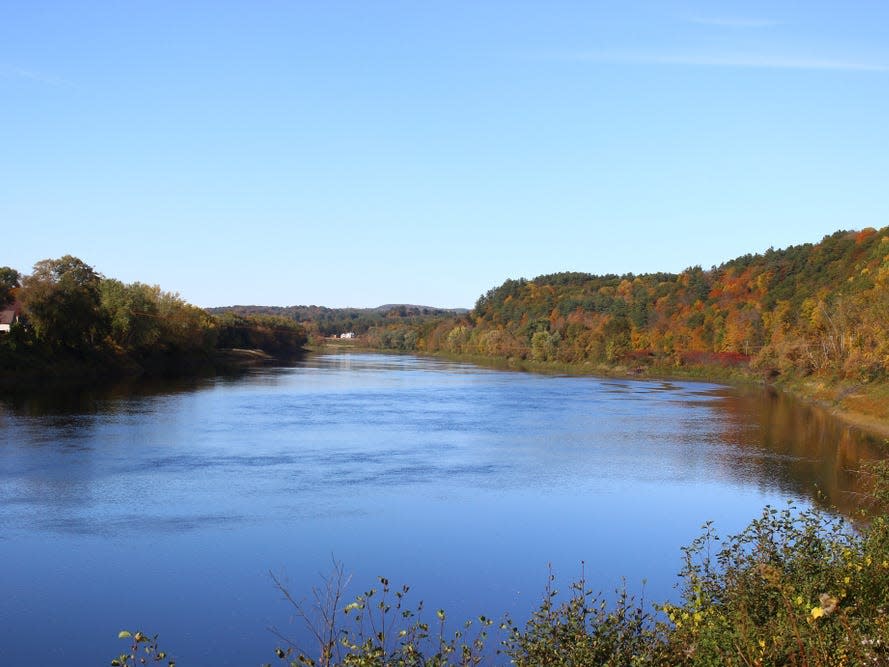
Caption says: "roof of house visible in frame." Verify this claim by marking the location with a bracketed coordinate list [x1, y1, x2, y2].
[0, 300, 20, 324]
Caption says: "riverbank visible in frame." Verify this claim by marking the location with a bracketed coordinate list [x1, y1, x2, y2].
[774, 377, 889, 441]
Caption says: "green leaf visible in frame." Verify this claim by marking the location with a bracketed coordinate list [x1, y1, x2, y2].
[118, 631, 132, 639]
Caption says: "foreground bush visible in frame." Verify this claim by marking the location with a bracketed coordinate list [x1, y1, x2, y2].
[500, 572, 659, 666]
[660, 505, 889, 666]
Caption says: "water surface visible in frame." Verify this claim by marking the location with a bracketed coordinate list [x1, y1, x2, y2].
[0, 353, 883, 665]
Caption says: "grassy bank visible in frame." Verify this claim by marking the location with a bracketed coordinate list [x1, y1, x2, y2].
[775, 378, 889, 441]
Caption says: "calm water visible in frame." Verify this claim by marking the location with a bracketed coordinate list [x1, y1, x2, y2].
[0, 353, 884, 665]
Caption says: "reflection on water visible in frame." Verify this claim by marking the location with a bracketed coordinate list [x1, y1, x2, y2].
[0, 353, 885, 666]
[707, 386, 884, 514]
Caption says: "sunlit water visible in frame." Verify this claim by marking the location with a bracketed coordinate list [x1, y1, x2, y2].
[0, 353, 884, 665]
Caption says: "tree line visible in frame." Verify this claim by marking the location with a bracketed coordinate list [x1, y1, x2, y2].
[9, 228, 888, 382]
[208, 303, 467, 340]
[0, 255, 307, 379]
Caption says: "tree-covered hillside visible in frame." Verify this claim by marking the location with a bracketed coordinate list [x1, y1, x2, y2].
[370, 228, 889, 381]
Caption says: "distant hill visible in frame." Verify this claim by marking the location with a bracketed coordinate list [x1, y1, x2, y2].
[375, 304, 469, 314]
[206, 304, 466, 338]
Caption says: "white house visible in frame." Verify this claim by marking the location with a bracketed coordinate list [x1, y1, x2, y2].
[0, 303, 20, 333]
[0, 310, 16, 333]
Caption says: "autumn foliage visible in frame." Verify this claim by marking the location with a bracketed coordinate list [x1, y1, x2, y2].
[371, 228, 889, 381]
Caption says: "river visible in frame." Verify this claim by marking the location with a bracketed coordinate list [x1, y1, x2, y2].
[0, 352, 883, 665]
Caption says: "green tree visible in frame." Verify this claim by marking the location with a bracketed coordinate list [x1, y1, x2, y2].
[154, 291, 216, 354]
[0, 266, 21, 305]
[100, 279, 163, 350]
[21, 255, 105, 351]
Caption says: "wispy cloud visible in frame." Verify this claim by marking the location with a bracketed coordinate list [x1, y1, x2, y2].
[0, 64, 73, 88]
[552, 51, 889, 72]
[687, 16, 779, 29]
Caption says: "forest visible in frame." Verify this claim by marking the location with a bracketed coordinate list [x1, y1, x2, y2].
[0, 256, 307, 381]
[363, 228, 889, 384]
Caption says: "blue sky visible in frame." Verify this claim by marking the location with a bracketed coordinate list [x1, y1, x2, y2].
[3, 2, 889, 308]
